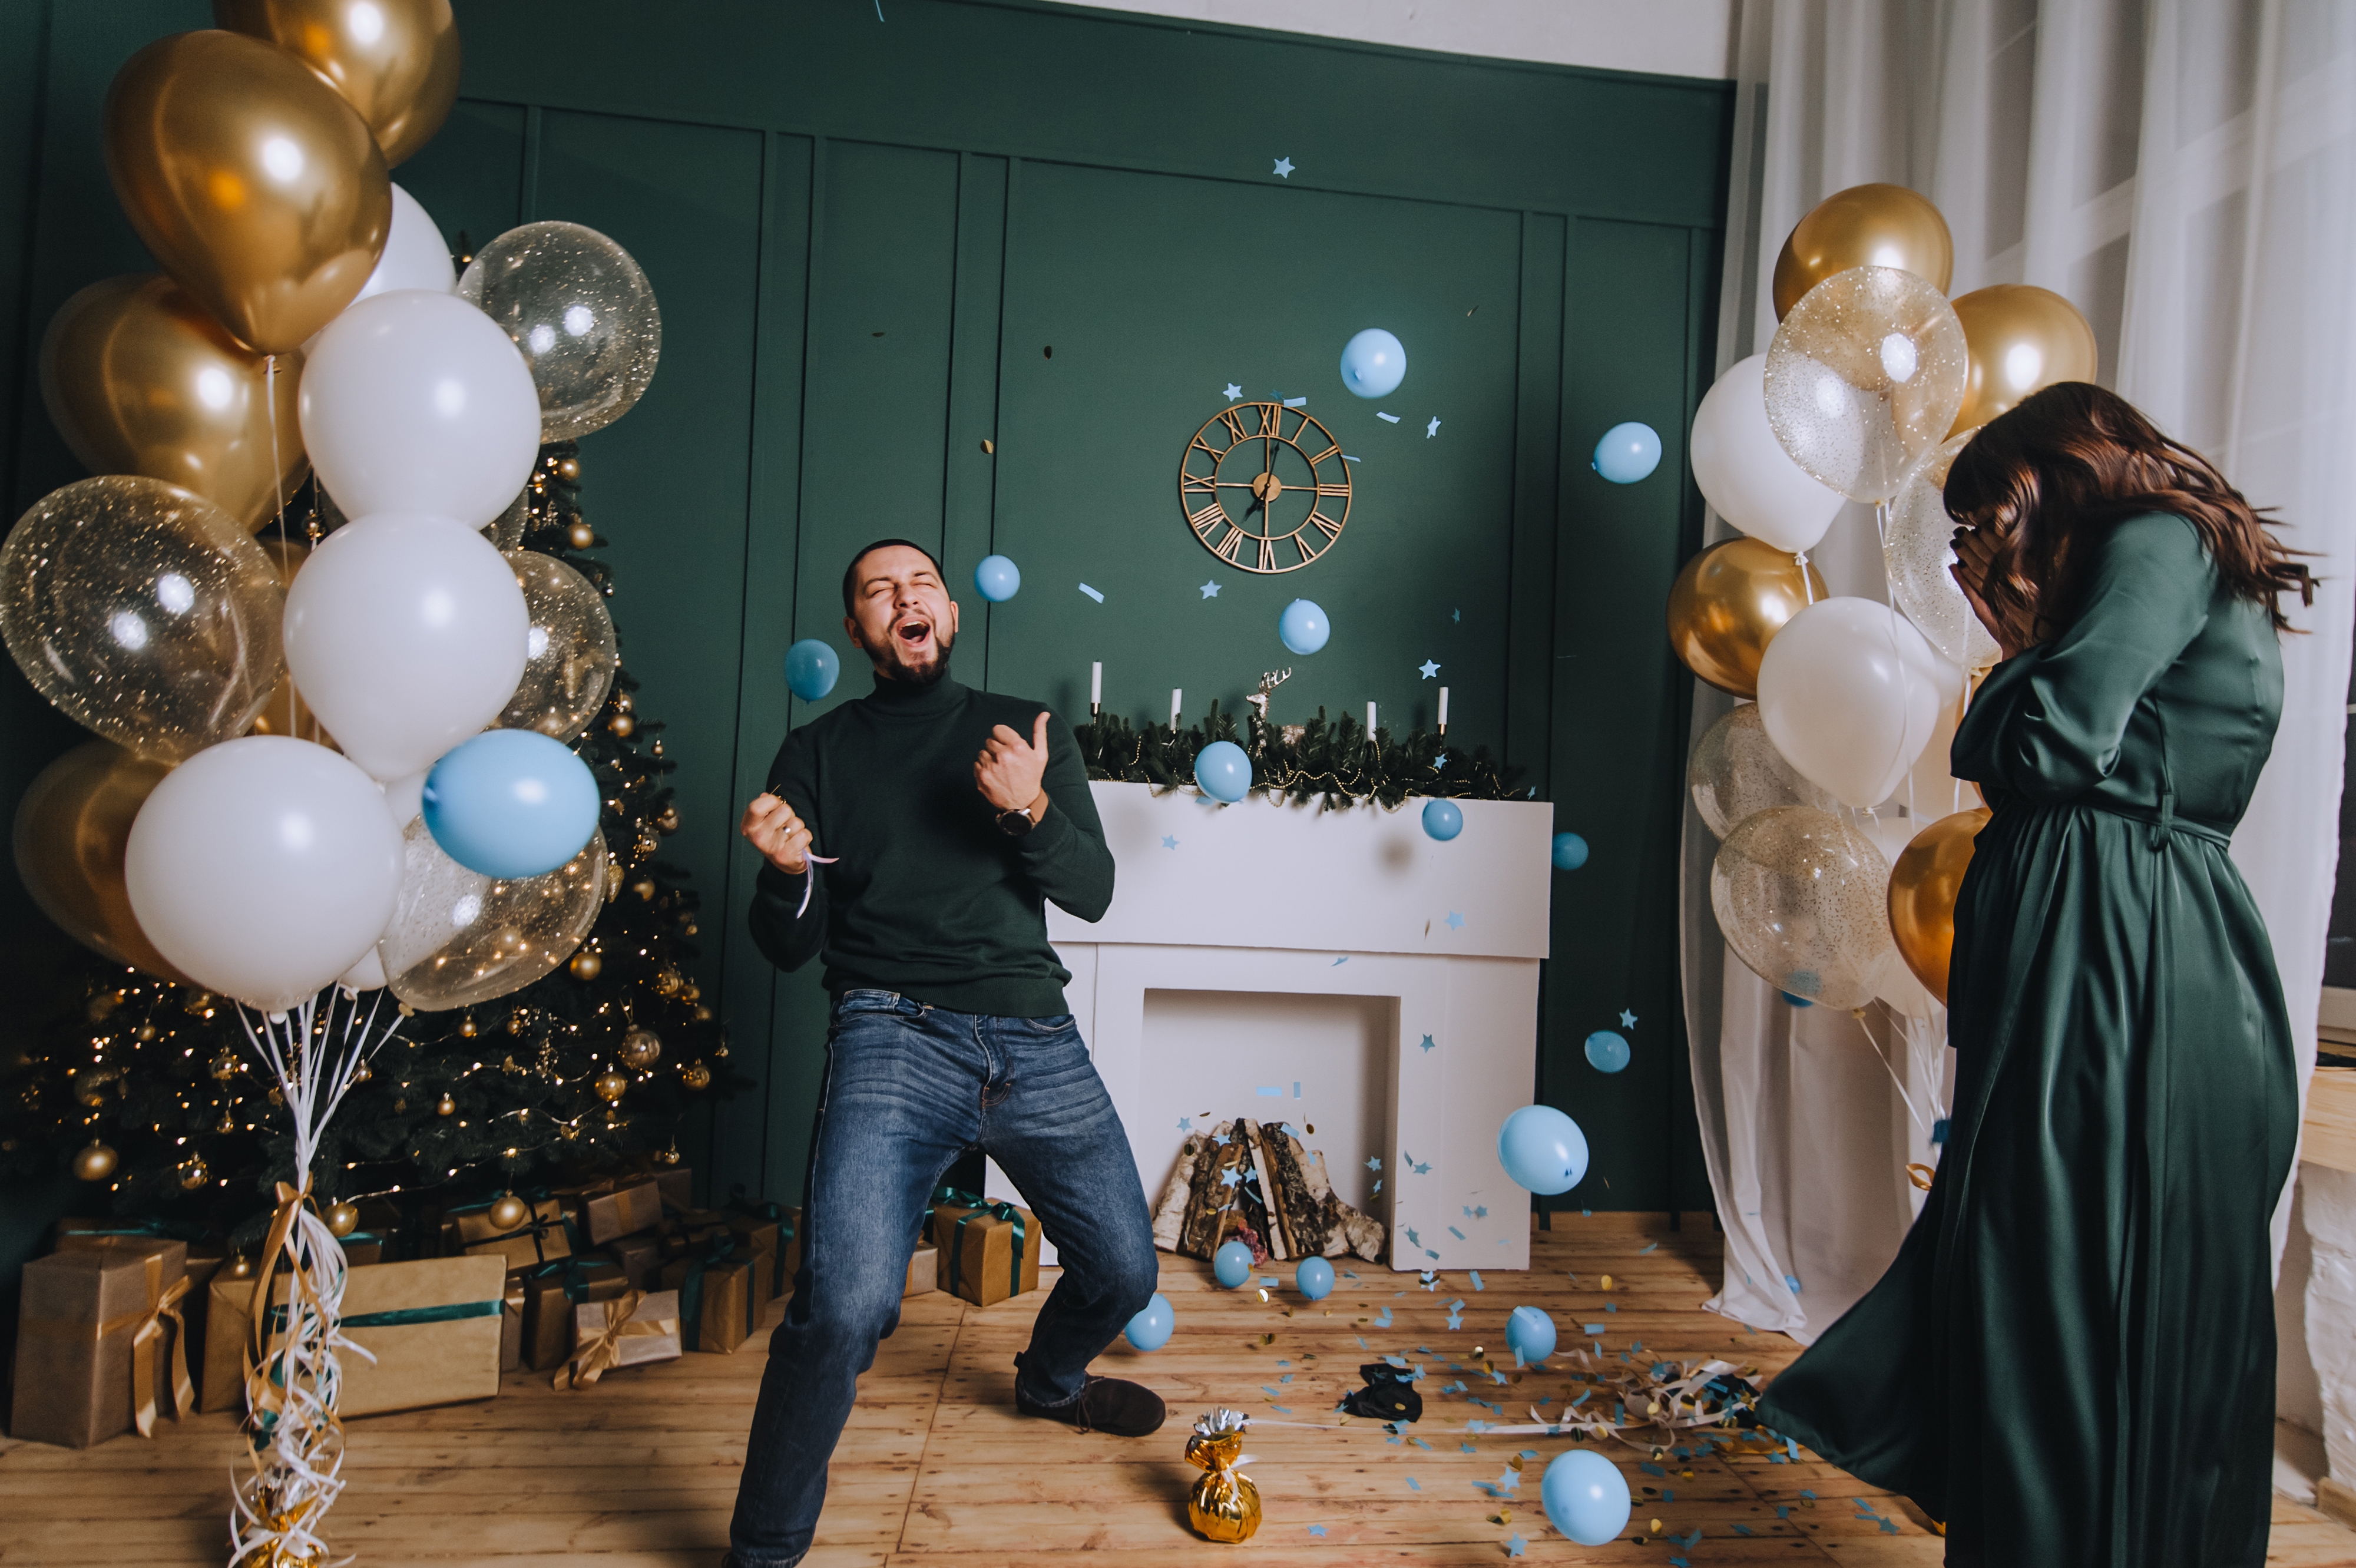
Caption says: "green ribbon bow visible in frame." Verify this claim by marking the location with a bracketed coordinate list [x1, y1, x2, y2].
[521, 1255, 620, 1302]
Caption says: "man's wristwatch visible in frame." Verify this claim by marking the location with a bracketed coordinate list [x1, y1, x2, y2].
[995, 805, 1037, 837]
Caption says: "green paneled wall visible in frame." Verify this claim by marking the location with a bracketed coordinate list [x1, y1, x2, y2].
[0, 0, 1731, 1228]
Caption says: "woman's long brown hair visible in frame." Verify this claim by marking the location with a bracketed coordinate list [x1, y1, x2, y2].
[1941, 381, 2311, 650]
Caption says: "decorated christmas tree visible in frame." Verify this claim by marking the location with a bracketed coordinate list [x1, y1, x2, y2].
[0, 444, 735, 1243]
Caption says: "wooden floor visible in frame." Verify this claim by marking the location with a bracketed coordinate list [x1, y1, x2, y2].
[5, 1216, 2351, 1565]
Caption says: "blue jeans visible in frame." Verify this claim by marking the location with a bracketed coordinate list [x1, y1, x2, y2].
[727, 990, 1160, 1566]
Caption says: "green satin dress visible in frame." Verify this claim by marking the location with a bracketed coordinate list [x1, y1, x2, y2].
[1757, 512, 2299, 1567]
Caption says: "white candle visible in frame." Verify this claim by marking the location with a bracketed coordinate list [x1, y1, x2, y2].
[1172, 688, 1183, 731]
[1366, 701, 1378, 736]
[1438, 686, 1449, 729]
[1091, 662, 1102, 707]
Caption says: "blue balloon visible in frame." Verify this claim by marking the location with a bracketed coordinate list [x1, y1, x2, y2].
[1551, 831, 1589, 871]
[1421, 799, 1464, 841]
[1505, 1305, 1557, 1364]
[974, 554, 1021, 603]
[1584, 1030, 1631, 1074]
[1278, 598, 1330, 655]
[1213, 1240, 1254, 1289]
[1497, 1104, 1590, 1196]
[785, 638, 840, 702]
[1542, 1449, 1633, 1546]
[1194, 740, 1252, 803]
[1295, 1256, 1335, 1301]
[1593, 421, 1663, 484]
[1339, 328, 1407, 398]
[421, 729, 601, 880]
[1124, 1292, 1174, 1352]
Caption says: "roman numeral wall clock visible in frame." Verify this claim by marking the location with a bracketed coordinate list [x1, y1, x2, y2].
[1177, 401, 1351, 574]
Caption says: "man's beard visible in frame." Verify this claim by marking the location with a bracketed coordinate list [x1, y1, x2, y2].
[873, 623, 955, 687]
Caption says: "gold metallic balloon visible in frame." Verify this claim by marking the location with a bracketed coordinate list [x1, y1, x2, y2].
[1687, 702, 1840, 838]
[1772, 183, 1954, 321]
[1184, 1427, 1262, 1543]
[1666, 538, 1829, 698]
[378, 819, 608, 1011]
[1, 477, 286, 760]
[1946, 284, 2099, 437]
[1888, 806, 1992, 1004]
[102, 30, 391, 355]
[496, 550, 618, 742]
[12, 740, 192, 982]
[1765, 266, 1970, 502]
[1710, 805, 1895, 1010]
[39, 273, 309, 529]
[214, 0, 460, 168]
[247, 538, 337, 748]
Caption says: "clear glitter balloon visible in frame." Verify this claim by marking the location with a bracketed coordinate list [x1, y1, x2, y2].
[495, 550, 617, 742]
[1764, 266, 1967, 502]
[1709, 805, 1894, 1010]
[1884, 433, 2001, 671]
[1687, 703, 1842, 838]
[458, 221, 661, 441]
[0, 476, 283, 760]
[379, 817, 607, 1011]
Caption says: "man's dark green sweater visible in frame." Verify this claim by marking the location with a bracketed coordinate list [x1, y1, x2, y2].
[747, 672, 1113, 1017]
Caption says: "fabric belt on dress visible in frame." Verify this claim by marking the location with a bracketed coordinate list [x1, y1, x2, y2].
[2077, 793, 2232, 850]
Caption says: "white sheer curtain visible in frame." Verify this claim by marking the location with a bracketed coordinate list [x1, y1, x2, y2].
[1684, 0, 2356, 1347]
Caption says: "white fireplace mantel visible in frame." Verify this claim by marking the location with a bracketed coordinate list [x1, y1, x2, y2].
[986, 780, 1554, 1273]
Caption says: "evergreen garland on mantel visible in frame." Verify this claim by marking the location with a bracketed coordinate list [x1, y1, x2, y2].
[1076, 700, 1526, 812]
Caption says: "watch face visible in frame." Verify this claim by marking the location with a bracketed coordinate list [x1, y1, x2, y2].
[1179, 401, 1351, 574]
[998, 807, 1035, 835]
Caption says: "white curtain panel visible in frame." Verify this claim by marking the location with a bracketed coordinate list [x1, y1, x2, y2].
[1684, 0, 2356, 1345]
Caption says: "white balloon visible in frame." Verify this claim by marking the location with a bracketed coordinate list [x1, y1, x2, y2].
[1689, 355, 1847, 554]
[1756, 597, 1961, 809]
[302, 184, 454, 353]
[381, 769, 428, 826]
[299, 290, 541, 527]
[282, 514, 531, 781]
[124, 736, 404, 1013]
[339, 945, 389, 993]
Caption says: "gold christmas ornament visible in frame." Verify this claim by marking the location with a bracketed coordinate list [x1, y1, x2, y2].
[350, 1058, 370, 1084]
[655, 805, 679, 834]
[178, 1155, 210, 1190]
[608, 712, 636, 737]
[611, 690, 634, 715]
[458, 1015, 478, 1038]
[227, 1255, 256, 1279]
[560, 1122, 581, 1140]
[631, 878, 657, 901]
[656, 1146, 681, 1165]
[507, 1010, 526, 1034]
[72, 1142, 120, 1182]
[557, 457, 581, 481]
[653, 967, 680, 997]
[680, 1061, 712, 1091]
[569, 950, 603, 981]
[593, 1070, 628, 1104]
[1184, 1410, 1262, 1542]
[618, 1026, 663, 1069]
[487, 1192, 530, 1232]
[435, 1093, 455, 1116]
[324, 1202, 359, 1237]
[679, 982, 700, 1004]
[693, 1004, 714, 1023]
[212, 1050, 239, 1081]
[135, 1023, 158, 1042]
[567, 520, 595, 549]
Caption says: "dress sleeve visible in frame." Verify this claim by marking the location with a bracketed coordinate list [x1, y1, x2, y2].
[1951, 512, 2215, 803]
[745, 730, 827, 972]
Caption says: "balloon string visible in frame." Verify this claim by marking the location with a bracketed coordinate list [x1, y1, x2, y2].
[266, 353, 295, 741]
[1794, 550, 1815, 606]
[1854, 1007, 1928, 1134]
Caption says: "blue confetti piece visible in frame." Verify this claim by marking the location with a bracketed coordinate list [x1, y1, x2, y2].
[1279, 1374, 1295, 1384]
[1932, 1116, 1950, 1144]
[1879, 1519, 1899, 1534]
[1356, 1335, 1368, 1348]
[1448, 1226, 1465, 1240]
[1412, 1437, 1432, 1450]
[1374, 1308, 1394, 1326]
[1639, 1242, 1658, 1254]
[1604, 1303, 1617, 1313]
[1383, 1354, 1408, 1368]
[1077, 583, 1103, 602]
[1670, 1558, 1688, 1567]
[1276, 1359, 1290, 1367]
[1271, 1405, 1292, 1414]
[1733, 1523, 1753, 1536]
[1641, 1463, 1665, 1477]
[1308, 1525, 1326, 1537]
[1446, 1314, 1463, 1329]
[1465, 1419, 1488, 1433]
[1785, 1273, 1803, 1294]
[1799, 1488, 1817, 1499]
[1405, 1477, 1421, 1492]
[1582, 1207, 1592, 1216]
[1460, 1441, 1477, 1452]
[1776, 1504, 1790, 1516]
[1255, 1085, 1282, 1097]
[1469, 1270, 1484, 1291]
[1386, 1435, 1403, 1446]
[1258, 1276, 1278, 1286]
[1583, 1323, 1606, 1334]
[1262, 1385, 1285, 1398]
[1331, 955, 1349, 965]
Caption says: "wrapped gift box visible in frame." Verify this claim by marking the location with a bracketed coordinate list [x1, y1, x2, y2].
[726, 1199, 799, 1298]
[517, 1256, 630, 1372]
[564, 1289, 682, 1385]
[931, 1197, 1040, 1308]
[55, 1233, 221, 1404]
[12, 1240, 192, 1447]
[438, 1197, 572, 1270]
[605, 1233, 663, 1290]
[501, 1277, 527, 1372]
[905, 1243, 938, 1297]
[207, 1256, 507, 1418]
[554, 1179, 664, 1246]
[659, 1206, 730, 1259]
[658, 1249, 753, 1353]
[651, 1166, 694, 1213]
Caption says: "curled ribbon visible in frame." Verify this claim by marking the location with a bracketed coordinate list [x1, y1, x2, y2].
[559, 1289, 679, 1389]
[796, 854, 840, 918]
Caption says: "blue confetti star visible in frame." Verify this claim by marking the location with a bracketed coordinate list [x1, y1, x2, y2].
[1404, 1228, 1421, 1248]
[1620, 1008, 1637, 1028]
[1426, 416, 1441, 438]
[1162, 835, 1179, 849]
[1372, 1179, 1382, 1193]
[1433, 752, 1448, 769]
[1223, 383, 1242, 401]
[1412, 1160, 1431, 1175]
[1506, 1533, 1527, 1557]
[1199, 580, 1220, 598]
[1366, 1156, 1382, 1171]
[1176, 1116, 1191, 1130]
[1307, 1524, 1326, 1537]
[1444, 911, 1465, 930]
[1417, 659, 1440, 679]
[1446, 1311, 1463, 1329]
[1273, 156, 1295, 178]
[1419, 1033, 1436, 1053]
[1331, 955, 1349, 966]
[1212, 1133, 1229, 1147]
[1473, 1205, 1488, 1219]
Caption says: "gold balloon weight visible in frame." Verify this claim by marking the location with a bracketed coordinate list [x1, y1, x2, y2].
[1183, 1408, 1262, 1543]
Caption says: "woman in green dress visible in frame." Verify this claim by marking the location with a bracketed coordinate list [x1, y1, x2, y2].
[1756, 382, 2313, 1566]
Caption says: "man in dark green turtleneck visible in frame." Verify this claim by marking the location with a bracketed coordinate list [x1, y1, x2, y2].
[723, 540, 1163, 1568]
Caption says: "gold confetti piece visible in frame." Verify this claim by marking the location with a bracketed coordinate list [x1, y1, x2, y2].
[1260, 1333, 1274, 1345]
[1506, 1455, 1525, 1472]
[1257, 1288, 1269, 1302]
[1600, 1275, 1614, 1291]
[1650, 1518, 1663, 1534]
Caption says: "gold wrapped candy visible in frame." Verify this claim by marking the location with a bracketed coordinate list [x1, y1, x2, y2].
[1184, 1408, 1262, 1543]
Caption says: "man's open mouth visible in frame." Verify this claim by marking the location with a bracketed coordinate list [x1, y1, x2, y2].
[894, 618, 932, 647]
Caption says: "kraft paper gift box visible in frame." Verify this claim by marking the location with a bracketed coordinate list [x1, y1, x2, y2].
[517, 1256, 630, 1372]
[725, 1198, 800, 1297]
[501, 1277, 527, 1372]
[54, 1233, 222, 1404]
[659, 1207, 730, 1259]
[11, 1242, 193, 1448]
[931, 1197, 1040, 1308]
[651, 1166, 694, 1213]
[605, 1232, 663, 1290]
[555, 1178, 664, 1246]
[205, 1256, 506, 1418]
[905, 1243, 938, 1298]
[658, 1248, 753, 1353]
[439, 1197, 573, 1269]
[562, 1289, 683, 1385]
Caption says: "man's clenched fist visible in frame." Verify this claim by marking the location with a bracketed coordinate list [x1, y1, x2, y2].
[742, 792, 812, 874]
